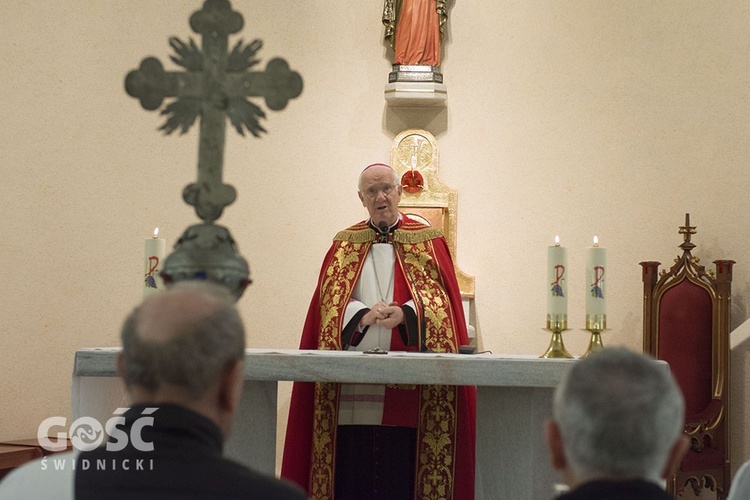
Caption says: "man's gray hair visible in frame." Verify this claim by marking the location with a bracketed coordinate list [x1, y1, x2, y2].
[553, 347, 685, 483]
[120, 282, 245, 399]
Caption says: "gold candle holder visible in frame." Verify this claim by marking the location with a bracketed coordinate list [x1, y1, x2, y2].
[581, 314, 607, 358]
[541, 314, 573, 359]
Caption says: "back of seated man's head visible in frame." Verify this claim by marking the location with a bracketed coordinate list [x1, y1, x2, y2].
[118, 281, 245, 411]
[549, 347, 686, 486]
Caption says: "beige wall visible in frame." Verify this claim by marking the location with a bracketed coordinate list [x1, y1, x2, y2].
[1, 0, 748, 474]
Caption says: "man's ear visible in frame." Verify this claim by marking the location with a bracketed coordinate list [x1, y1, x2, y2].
[358, 191, 365, 206]
[218, 359, 244, 414]
[662, 434, 690, 479]
[545, 419, 567, 471]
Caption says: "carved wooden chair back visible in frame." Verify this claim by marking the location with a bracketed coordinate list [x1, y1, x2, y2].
[641, 214, 733, 499]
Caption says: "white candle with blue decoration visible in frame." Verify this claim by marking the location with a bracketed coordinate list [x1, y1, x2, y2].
[144, 228, 166, 298]
[547, 235, 568, 328]
[586, 236, 607, 329]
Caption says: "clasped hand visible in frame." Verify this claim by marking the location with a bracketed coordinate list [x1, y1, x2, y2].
[362, 301, 404, 330]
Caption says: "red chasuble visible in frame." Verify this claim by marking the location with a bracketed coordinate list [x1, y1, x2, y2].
[281, 215, 476, 500]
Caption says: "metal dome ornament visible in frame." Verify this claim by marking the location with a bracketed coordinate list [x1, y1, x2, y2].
[159, 224, 251, 300]
[125, 0, 303, 299]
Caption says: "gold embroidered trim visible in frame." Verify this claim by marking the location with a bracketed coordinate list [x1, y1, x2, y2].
[386, 383, 417, 390]
[309, 382, 339, 500]
[318, 241, 370, 349]
[401, 238, 460, 497]
[333, 226, 443, 244]
[309, 240, 371, 500]
[416, 385, 458, 499]
[394, 228, 443, 244]
[333, 229, 376, 243]
[399, 240, 458, 353]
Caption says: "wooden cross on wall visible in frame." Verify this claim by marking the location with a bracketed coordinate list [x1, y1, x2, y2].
[125, 0, 303, 223]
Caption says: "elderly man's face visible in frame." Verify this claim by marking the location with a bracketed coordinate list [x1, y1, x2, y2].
[358, 165, 402, 227]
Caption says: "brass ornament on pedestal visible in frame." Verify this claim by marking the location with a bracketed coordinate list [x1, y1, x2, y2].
[124, 0, 302, 300]
[581, 314, 607, 358]
[541, 314, 573, 359]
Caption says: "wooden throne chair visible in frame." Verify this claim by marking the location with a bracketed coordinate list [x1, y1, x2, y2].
[389, 129, 477, 347]
[640, 214, 734, 499]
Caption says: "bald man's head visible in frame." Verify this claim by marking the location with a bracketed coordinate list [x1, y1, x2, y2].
[136, 283, 230, 343]
[119, 282, 245, 401]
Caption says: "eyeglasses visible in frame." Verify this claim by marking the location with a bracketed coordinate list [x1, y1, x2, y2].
[362, 183, 396, 198]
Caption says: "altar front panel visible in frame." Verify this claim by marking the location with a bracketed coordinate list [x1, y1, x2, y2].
[73, 348, 576, 499]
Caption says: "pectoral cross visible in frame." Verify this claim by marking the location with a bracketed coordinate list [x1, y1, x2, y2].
[125, 0, 302, 223]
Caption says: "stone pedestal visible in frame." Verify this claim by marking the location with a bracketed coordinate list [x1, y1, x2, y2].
[385, 65, 446, 107]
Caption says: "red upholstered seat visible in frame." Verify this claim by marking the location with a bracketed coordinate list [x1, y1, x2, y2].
[641, 214, 733, 500]
[659, 280, 713, 420]
[682, 447, 726, 472]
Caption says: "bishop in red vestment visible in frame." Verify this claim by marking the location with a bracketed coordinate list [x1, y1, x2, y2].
[281, 163, 476, 500]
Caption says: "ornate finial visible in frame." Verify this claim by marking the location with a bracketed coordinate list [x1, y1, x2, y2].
[678, 213, 696, 252]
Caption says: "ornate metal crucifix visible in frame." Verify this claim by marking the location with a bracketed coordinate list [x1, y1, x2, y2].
[125, 0, 302, 298]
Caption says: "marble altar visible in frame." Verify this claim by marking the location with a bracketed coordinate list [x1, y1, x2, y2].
[73, 348, 583, 499]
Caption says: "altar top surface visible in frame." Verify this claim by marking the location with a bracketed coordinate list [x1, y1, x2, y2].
[75, 348, 582, 387]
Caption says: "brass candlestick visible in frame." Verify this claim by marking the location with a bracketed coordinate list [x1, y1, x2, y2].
[581, 314, 607, 358]
[541, 314, 573, 359]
